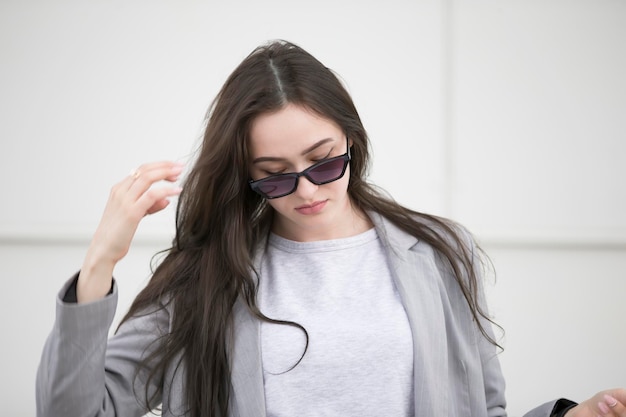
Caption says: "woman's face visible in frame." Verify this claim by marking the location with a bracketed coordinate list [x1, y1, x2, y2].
[248, 104, 367, 241]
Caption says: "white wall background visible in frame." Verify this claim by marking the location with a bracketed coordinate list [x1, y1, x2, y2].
[1, 1, 624, 415]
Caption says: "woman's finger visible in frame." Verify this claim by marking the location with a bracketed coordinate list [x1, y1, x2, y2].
[136, 185, 183, 216]
[598, 393, 624, 415]
[122, 160, 174, 186]
[124, 161, 185, 196]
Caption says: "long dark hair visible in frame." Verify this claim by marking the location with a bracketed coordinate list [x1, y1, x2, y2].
[120, 40, 498, 416]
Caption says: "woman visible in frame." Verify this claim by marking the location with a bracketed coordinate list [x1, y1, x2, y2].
[36, 40, 625, 417]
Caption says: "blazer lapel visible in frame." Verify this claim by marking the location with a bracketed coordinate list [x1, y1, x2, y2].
[230, 298, 266, 417]
[229, 237, 268, 417]
[371, 212, 449, 416]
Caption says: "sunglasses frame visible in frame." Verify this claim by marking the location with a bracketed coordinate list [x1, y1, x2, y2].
[249, 138, 351, 199]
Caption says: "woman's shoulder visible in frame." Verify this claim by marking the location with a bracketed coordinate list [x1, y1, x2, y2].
[369, 209, 477, 249]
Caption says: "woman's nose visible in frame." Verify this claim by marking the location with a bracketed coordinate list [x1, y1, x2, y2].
[293, 175, 319, 198]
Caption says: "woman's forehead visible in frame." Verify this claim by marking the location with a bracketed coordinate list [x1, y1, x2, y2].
[248, 105, 342, 155]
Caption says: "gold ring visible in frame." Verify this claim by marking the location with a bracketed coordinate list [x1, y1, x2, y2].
[129, 169, 141, 180]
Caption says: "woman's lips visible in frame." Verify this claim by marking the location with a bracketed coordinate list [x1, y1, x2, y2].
[295, 200, 327, 215]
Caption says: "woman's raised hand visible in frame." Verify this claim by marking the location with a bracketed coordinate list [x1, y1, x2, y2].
[566, 389, 626, 417]
[77, 161, 184, 303]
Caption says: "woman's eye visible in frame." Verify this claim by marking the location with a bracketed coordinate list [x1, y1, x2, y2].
[264, 169, 285, 176]
[312, 151, 332, 163]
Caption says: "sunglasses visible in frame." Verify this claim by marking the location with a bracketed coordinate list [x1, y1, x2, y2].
[249, 139, 351, 199]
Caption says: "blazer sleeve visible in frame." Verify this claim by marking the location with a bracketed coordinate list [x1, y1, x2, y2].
[36, 274, 170, 417]
[522, 401, 562, 417]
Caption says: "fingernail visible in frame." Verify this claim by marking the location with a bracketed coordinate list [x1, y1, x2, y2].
[604, 394, 618, 408]
[598, 401, 610, 414]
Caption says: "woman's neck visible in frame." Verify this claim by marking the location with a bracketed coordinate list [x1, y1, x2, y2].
[271, 202, 373, 242]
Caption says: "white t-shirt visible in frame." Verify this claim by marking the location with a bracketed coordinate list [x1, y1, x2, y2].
[258, 228, 414, 417]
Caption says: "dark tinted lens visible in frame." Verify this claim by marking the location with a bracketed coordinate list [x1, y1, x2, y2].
[256, 176, 297, 197]
[307, 158, 346, 184]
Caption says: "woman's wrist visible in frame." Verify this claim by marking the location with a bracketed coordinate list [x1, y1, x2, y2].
[77, 254, 116, 303]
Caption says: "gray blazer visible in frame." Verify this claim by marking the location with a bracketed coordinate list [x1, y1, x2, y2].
[36, 212, 557, 417]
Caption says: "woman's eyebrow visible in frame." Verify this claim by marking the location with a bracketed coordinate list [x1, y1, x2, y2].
[300, 138, 334, 155]
[252, 138, 334, 164]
